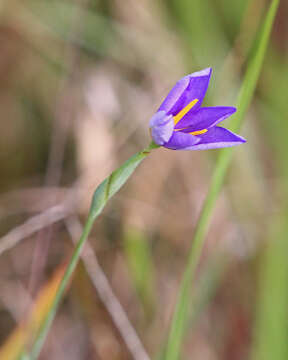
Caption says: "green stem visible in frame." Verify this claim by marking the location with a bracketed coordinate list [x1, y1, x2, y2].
[29, 141, 159, 359]
[30, 214, 94, 359]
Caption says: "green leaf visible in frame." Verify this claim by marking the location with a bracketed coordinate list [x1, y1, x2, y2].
[164, 1, 280, 359]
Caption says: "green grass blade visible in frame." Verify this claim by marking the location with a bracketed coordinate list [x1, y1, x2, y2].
[28, 142, 158, 359]
[164, 1, 280, 359]
[251, 215, 288, 360]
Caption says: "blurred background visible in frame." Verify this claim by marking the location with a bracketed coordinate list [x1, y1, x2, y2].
[0, 0, 287, 359]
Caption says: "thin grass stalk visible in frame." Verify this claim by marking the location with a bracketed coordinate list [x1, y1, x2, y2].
[164, 0, 280, 359]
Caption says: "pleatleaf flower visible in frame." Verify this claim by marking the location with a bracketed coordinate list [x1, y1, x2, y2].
[149, 68, 246, 150]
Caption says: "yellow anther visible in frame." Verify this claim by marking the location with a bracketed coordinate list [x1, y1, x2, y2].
[173, 99, 198, 125]
[190, 129, 207, 136]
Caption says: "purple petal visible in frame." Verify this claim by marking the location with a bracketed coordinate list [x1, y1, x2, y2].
[158, 76, 190, 114]
[175, 106, 237, 131]
[149, 111, 174, 145]
[163, 131, 200, 150]
[168, 68, 212, 116]
[186, 126, 246, 150]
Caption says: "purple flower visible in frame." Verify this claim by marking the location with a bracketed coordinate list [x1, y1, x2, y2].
[149, 68, 246, 150]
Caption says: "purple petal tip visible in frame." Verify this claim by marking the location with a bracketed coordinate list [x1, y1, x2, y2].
[189, 67, 212, 78]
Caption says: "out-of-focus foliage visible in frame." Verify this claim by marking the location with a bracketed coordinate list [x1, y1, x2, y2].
[0, 0, 287, 359]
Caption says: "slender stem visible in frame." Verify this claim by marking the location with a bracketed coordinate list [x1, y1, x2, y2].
[29, 142, 158, 359]
[30, 214, 95, 359]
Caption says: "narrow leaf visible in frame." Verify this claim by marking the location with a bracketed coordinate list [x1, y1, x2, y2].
[164, 1, 280, 359]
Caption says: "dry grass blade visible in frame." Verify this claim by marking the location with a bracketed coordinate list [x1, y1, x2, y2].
[0, 265, 66, 360]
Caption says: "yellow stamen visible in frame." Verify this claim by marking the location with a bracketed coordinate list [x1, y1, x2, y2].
[173, 99, 198, 125]
[190, 129, 207, 136]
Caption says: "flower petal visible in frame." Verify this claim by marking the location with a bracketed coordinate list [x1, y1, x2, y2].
[163, 131, 200, 150]
[158, 75, 190, 114]
[149, 111, 174, 145]
[168, 68, 212, 116]
[158, 68, 212, 116]
[175, 106, 237, 131]
[186, 126, 246, 150]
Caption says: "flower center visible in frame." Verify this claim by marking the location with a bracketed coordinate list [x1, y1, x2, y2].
[173, 99, 207, 136]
